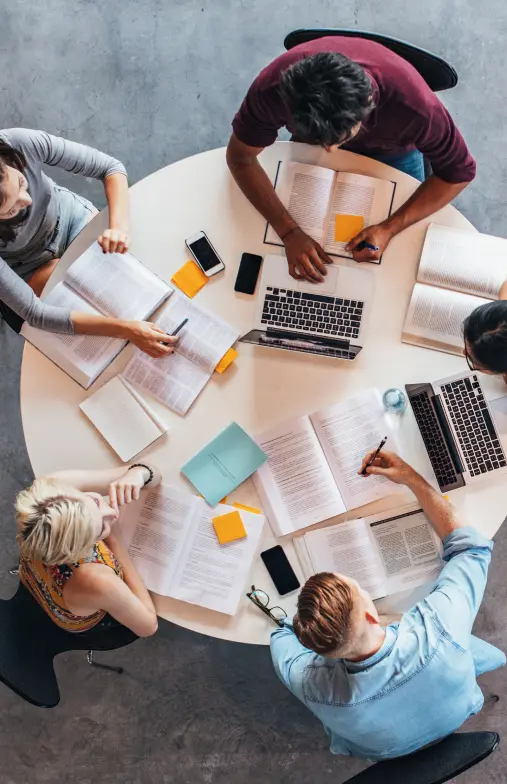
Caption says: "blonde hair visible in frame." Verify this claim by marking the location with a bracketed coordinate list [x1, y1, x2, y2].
[15, 479, 97, 565]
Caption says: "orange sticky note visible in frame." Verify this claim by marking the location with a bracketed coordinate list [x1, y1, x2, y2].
[171, 260, 208, 298]
[334, 214, 364, 243]
[215, 347, 238, 374]
[233, 502, 261, 515]
[212, 510, 247, 544]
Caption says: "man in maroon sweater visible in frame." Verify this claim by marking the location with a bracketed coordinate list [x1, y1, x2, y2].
[227, 37, 476, 282]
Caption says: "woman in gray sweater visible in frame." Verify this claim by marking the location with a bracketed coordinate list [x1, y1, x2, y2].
[0, 128, 173, 357]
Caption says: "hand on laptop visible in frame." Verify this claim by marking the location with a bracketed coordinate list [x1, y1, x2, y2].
[346, 221, 394, 263]
[283, 227, 332, 282]
[359, 449, 418, 486]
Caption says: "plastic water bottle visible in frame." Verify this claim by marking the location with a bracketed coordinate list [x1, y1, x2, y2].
[382, 388, 407, 414]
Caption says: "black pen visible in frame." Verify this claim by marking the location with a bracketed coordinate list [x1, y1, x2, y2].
[161, 317, 188, 346]
[361, 436, 387, 476]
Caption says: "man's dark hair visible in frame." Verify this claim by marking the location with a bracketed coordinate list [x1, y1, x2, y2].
[279, 52, 374, 147]
[0, 141, 28, 247]
[463, 300, 507, 374]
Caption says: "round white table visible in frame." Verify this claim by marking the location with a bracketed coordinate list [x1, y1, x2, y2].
[20, 142, 507, 645]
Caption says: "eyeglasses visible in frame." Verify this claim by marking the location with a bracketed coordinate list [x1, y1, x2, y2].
[464, 346, 478, 371]
[246, 585, 287, 627]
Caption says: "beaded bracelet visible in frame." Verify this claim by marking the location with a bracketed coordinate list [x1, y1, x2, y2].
[128, 463, 154, 486]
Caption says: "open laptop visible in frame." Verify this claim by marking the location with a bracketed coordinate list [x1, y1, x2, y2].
[406, 371, 507, 493]
[240, 255, 375, 361]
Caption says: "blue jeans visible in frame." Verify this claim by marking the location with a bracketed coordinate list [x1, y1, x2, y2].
[369, 149, 426, 182]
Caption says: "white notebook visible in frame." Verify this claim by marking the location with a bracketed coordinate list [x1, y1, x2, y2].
[120, 483, 265, 615]
[122, 292, 240, 415]
[253, 389, 404, 537]
[21, 242, 172, 388]
[402, 223, 507, 356]
[80, 376, 168, 462]
[264, 160, 396, 262]
[294, 503, 443, 600]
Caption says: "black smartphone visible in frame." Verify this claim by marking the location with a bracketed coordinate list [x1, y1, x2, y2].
[234, 252, 263, 295]
[260, 545, 300, 596]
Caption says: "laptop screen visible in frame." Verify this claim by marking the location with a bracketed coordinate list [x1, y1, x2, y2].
[240, 330, 362, 361]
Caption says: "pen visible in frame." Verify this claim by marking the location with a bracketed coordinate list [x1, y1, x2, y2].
[161, 317, 188, 346]
[357, 241, 380, 252]
[361, 436, 388, 476]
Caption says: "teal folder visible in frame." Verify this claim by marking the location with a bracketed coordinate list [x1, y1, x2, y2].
[181, 422, 268, 506]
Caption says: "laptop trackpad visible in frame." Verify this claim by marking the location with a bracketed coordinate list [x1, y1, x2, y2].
[296, 266, 339, 296]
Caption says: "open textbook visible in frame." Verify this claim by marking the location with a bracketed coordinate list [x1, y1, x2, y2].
[80, 375, 169, 462]
[402, 224, 507, 355]
[264, 161, 396, 261]
[252, 389, 405, 537]
[21, 243, 172, 388]
[122, 292, 240, 415]
[120, 484, 265, 615]
[294, 503, 443, 600]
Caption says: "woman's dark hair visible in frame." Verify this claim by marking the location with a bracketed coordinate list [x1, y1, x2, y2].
[463, 300, 507, 374]
[0, 141, 28, 246]
[279, 52, 374, 147]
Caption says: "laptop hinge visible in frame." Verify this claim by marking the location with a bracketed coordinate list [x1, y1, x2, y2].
[265, 328, 350, 349]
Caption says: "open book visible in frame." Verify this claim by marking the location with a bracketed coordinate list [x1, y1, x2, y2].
[403, 224, 507, 355]
[21, 242, 172, 388]
[294, 503, 443, 600]
[252, 389, 405, 537]
[264, 161, 396, 261]
[80, 375, 168, 462]
[120, 483, 265, 615]
[122, 292, 240, 415]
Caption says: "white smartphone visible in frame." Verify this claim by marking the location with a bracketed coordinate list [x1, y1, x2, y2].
[185, 231, 225, 277]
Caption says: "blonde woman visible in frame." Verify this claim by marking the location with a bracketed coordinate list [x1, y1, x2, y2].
[16, 463, 159, 637]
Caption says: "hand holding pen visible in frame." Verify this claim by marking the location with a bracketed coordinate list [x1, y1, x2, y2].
[345, 222, 395, 263]
[160, 317, 188, 347]
[360, 437, 388, 476]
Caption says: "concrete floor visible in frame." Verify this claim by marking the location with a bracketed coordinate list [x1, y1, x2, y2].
[0, 1, 506, 782]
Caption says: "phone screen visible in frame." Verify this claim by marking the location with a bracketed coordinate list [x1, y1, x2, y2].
[261, 546, 300, 595]
[188, 235, 222, 272]
[235, 253, 263, 294]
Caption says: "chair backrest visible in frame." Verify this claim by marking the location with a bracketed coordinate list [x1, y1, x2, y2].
[343, 732, 500, 784]
[283, 29, 458, 92]
[0, 582, 137, 707]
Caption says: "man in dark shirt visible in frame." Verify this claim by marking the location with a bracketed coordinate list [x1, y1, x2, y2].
[227, 37, 476, 282]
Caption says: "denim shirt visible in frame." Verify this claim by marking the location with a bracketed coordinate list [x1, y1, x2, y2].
[271, 527, 505, 760]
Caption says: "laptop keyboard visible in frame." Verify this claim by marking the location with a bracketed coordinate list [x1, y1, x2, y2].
[409, 392, 460, 489]
[441, 375, 506, 477]
[261, 288, 364, 339]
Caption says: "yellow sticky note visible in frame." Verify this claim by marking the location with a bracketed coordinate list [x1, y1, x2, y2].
[233, 502, 262, 515]
[334, 214, 364, 243]
[212, 510, 247, 544]
[215, 347, 238, 374]
[171, 260, 208, 298]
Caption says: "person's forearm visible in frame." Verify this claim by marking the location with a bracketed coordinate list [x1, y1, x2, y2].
[406, 472, 463, 540]
[227, 153, 296, 238]
[105, 532, 157, 615]
[71, 311, 131, 339]
[104, 173, 130, 232]
[385, 175, 469, 237]
[46, 463, 161, 494]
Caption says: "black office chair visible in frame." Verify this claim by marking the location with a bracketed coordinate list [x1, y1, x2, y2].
[343, 731, 500, 783]
[284, 29, 457, 93]
[0, 581, 138, 707]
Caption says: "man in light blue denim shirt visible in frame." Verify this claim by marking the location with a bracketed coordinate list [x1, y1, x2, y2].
[270, 450, 505, 761]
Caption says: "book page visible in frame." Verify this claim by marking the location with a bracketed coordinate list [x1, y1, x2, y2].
[252, 416, 347, 536]
[265, 161, 335, 245]
[123, 349, 210, 416]
[402, 282, 489, 355]
[367, 507, 442, 595]
[300, 520, 386, 600]
[157, 293, 239, 374]
[65, 242, 171, 320]
[169, 501, 264, 615]
[21, 282, 125, 388]
[418, 224, 507, 299]
[323, 172, 395, 257]
[310, 389, 404, 511]
[80, 376, 167, 462]
[121, 484, 197, 596]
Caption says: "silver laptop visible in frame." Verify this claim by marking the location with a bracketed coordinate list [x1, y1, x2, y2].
[240, 255, 375, 361]
[406, 371, 507, 493]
